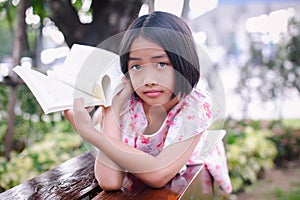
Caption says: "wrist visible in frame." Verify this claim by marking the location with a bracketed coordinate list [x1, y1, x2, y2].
[78, 126, 98, 143]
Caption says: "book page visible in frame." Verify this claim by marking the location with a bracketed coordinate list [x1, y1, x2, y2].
[13, 66, 52, 112]
[47, 44, 120, 101]
[13, 66, 104, 114]
[97, 59, 125, 106]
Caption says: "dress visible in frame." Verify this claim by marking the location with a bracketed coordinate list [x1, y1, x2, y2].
[119, 87, 232, 193]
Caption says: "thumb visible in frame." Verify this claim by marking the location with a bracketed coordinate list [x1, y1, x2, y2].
[122, 77, 133, 95]
[73, 97, 90, 121]
[116, 77, 133, 99]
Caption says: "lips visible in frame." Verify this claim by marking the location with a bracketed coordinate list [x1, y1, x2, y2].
[144, 90, 162, 97]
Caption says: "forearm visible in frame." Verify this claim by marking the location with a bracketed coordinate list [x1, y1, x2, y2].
[72, 94, 202, 171]
[87, 129, 199, 173]
[94, 150, 125, 190]
[87, 130, 200, 187]
[94, 106, 125, 190]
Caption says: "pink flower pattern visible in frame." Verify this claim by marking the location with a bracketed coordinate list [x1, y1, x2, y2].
[119, 87, 232, 193]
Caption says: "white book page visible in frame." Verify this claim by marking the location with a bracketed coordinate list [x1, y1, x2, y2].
[47, 44, 120, 101]
[13, 66, 104, 114]
[98, 59, 125, 106]
[13, 66, 52, 112]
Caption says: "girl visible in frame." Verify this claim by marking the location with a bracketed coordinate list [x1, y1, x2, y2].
[64, 11, 232, 193]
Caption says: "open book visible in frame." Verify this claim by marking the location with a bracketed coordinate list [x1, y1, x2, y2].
[13, 44, 124, 114]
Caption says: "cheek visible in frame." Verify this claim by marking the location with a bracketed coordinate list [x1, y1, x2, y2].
[161, 70, 176, 90]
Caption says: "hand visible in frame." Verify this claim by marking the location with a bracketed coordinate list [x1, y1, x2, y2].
[63, 109, 76, 130]
[92, 106, 104, 130]
[72, 98, 97, 142]
[63, 105, 95, 131]
[112, 77, 133, 111]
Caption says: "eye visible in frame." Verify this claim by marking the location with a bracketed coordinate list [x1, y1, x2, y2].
[157, 62, 168, 69]
[130, 64, 142, 71]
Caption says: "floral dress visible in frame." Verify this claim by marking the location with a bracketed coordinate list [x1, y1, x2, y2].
[119, 87, 232, 193]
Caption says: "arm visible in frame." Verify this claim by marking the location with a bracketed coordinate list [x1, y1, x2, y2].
[94, 107, 125, 191]
[133, 134, 200, 188]
[72, 98, 201, 188]
[63, 107, 125, 191]
[63, 78, 132, 191]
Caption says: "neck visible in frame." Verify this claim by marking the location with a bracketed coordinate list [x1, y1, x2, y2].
[142, 97, 179, 134]
[142, 96, 180, 115]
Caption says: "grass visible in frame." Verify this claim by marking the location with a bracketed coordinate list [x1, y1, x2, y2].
[274, 183, 300, 200]
[282, 118, 300, 129]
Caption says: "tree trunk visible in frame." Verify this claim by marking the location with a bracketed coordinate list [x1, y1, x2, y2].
[4, 87, 18, 160]
[4, 0, 27, 160]
[181, 0, 190, 19]
[46, 0, 143, 52]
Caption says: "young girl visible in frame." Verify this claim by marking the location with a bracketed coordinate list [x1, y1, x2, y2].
[64, 11, 232, 194]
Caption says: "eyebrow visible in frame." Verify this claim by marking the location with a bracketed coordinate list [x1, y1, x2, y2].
[128, 54, 168, 61]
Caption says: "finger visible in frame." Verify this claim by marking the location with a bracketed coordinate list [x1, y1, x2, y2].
[62, 109, 73, 120]
[92, 107, 103, 127]
[73, 98, 84, 110]
[123, 83, 133, 94]
[73, 98, 92, 130]
[86, 106, 94, 113]
[73, 98, 89, 119]
[63, 109, 73, 115]
[122, 79, 133, 93]
[62, 109, 77, 130]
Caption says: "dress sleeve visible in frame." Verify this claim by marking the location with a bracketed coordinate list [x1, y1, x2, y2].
[163, 88, 213, 148]
[203, 141, 233, 193]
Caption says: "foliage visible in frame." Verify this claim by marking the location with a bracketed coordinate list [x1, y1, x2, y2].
[0, 86, 9, 111]
[17, 84, 44, 115]
[268, 121, 300, 165]
[0, 0, 16, 60]
[0, 28, 13, 61]
[224, 118, 300, 193]
[0, 84, 87, 192]
[0, 85, 74, 156]
[224, 118, 278, 192]
[0, 86, 9, 155]
[69, 0, 84, 12]
[29, 0, 48, 19]
[0, 131, 85, 192]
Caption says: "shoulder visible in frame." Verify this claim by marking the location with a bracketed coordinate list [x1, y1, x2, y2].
[182, 83, 213, 131]
[163, 84, 213, 147]
[183, 83, 212, 116]
[191, 78, 212, 102]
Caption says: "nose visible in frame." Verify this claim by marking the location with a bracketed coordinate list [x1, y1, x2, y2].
[144, 80, 157, 86]
[143, 75, 157, 86]
[143, 67, 157, 86]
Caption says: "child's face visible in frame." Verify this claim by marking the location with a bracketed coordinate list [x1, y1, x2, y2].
[128, 36, 176, 107]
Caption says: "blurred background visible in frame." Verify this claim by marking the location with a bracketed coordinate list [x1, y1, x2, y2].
[0, 0, 300, 199]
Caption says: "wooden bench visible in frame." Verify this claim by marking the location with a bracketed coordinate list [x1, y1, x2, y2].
[0, 151, 214, 199]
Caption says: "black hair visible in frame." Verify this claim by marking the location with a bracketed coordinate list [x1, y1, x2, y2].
[119, 11, 200, 96]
